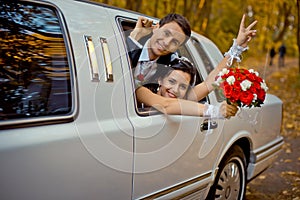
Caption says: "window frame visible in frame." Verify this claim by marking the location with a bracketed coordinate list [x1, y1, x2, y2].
[117, 17, 209, 116]
[0, 0, 77, 129]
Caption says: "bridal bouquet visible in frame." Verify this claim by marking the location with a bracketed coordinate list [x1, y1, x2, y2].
[214, 67, 268, 108]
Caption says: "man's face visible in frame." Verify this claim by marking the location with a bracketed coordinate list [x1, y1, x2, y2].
[148, 22, 186, 60]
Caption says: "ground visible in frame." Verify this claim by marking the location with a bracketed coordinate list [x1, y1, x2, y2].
[242, 56, 300, 200]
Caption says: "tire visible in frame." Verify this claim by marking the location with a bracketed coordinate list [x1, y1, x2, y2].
[206, 145, 247, 200]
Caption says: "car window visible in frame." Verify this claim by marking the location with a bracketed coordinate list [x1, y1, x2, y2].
[0, 2, 72, 121]
[117, 17, 207, 115]
[191, 37, 225, 102]
[190, 37, 215, 74]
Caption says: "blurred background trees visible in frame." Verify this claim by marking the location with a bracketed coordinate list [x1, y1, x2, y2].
[93, 0, 299, 70]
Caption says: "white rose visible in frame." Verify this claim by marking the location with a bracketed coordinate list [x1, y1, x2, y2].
[249, 69, 259, 76]
[261, 81, 268, 92]
[226, 75, 235, 85]
[218, 68, 229, 76]
[240, 79, 252, 91]
[214, 76, 223, 86]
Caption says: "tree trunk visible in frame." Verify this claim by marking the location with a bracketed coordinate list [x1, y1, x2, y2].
[274, 2, 292, 43]
[154, 0, 159, 17]
[125, 0, 133, 10]
[135, 0, 143, 12]
[170, 0, 178, 13]
[183, 0, 188, 17]
[297, 0, 300, 73]
[192, 0, 212, 34]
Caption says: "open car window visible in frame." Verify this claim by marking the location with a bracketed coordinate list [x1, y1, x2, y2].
[118, 17, 208, 116]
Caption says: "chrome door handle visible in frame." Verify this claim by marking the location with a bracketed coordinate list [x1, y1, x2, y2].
[100, 37, 113, 82]
[200, 119, 218, 131]
[84, 35, 100, 82]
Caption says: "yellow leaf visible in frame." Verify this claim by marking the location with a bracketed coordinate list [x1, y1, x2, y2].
[286, 123, 294, 129]
[285, 148, 292, 154]
[282, 190, 288, 195]
[273, 85, 280, 90]
[284, 159, 292, 163]
[258, 175, 266, 180]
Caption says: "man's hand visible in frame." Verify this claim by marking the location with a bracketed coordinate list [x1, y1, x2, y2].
[236, 14, 257, 47]
[130, 16, 154, 41]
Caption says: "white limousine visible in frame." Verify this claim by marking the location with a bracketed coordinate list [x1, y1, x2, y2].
[0, 0, 284, 200]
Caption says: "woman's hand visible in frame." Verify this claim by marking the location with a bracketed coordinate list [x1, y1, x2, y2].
[129, 16, 154, 41]
[236, 14, 257, 47]
[220, 101, 239, 118]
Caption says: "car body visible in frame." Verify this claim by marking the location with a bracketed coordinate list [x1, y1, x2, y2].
[0, 0, 284, 199]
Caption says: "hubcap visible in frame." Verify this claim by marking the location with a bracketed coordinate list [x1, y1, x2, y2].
[215, 162, 242, 200]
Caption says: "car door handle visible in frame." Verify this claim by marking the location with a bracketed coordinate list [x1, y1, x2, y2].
[84, 35, 100, 82]
[100, 37, 114, 82]
[200, 119, 218, 131]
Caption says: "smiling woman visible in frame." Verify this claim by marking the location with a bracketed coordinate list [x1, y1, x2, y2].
[134, 56, 238, 117]
[152, 57, 196, 99]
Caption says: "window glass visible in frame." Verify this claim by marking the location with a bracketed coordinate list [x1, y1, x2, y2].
[0, 2, 72, 120]
[191, 37, 215, 74]
[191, 37, 225, 102]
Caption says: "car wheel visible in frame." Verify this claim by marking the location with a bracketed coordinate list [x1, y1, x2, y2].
[206, 145, 247, 200]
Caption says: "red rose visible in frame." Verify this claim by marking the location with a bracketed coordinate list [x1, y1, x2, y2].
[246, 73, 256, 81]
[231, 89, 241, 102]
[240, 91, 254, 106]
[235, 72, 246, 81]
[257, 89, 266, 100]
[224, 83, 233, 98]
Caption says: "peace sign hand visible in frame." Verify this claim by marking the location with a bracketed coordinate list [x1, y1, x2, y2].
[236, 14, 257, 47]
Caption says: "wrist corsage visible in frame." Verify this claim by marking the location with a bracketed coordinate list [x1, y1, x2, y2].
[224, 39, 248, 67]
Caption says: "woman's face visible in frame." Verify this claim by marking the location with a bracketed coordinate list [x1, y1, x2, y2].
[158, 70, 191, 99]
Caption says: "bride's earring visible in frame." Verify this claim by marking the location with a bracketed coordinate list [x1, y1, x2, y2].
[157, 80, 162, 92]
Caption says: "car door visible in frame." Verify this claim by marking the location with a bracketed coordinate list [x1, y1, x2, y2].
[110, 15, 229, 199]
[0, 1, 134, 200]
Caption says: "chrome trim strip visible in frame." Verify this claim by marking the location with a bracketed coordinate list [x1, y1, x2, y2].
[138, 172, 211, 200]
[171, 184, 208, 200]
[254, 138, 284, 163]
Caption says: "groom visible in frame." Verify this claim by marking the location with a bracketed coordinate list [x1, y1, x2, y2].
[126, 13, 191, 88]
